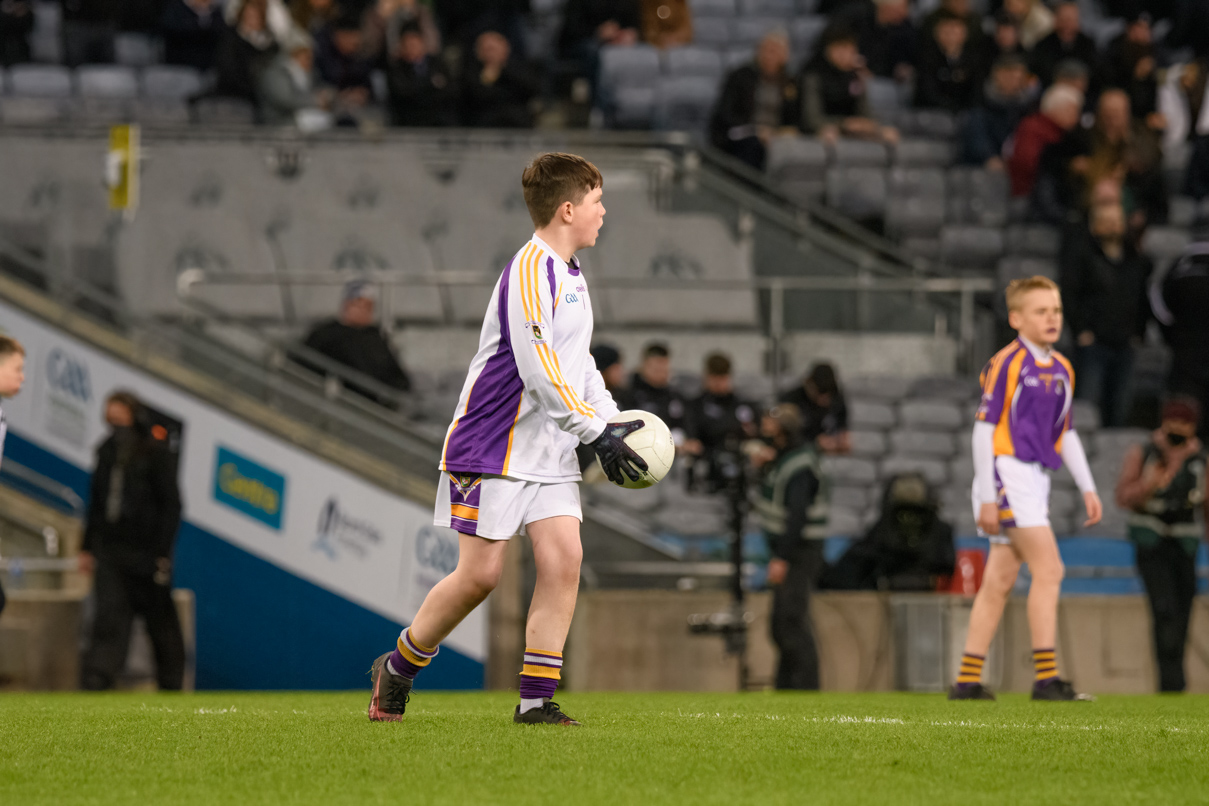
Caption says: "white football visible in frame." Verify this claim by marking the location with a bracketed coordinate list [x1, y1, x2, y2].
[597, 409, 675, 489]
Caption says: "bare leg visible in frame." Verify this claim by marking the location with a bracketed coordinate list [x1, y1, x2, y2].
[963, 543, 1021, 657]
[408, 533, 509, 649]
[1007, 525, 1065, 650]
[524, 515, 583, 651]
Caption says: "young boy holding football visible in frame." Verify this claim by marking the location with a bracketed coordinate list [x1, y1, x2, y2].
[368, 153, 647, 725]
[951, 276, 1101, 701]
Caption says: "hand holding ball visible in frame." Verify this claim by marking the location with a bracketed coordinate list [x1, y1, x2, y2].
[592, 410, 675, 489]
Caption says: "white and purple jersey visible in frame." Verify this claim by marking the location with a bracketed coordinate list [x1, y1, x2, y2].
[976, 338, 1075, 470]
[439, 234, 618, 483]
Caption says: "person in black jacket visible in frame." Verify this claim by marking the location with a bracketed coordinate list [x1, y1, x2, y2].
[301, 280, 411, 404]
[1028, 0, 1098, 92]
[615, 342, 685, 440]
[387, 23, 456, 126]
[161, 0, 226, 72]
[1061, 201, 1153, 427]
[798, 27, 897, 145]
[682, 352, 756, 493]
[557, 0, 638, 62]
[1102, 12, 1159, 124]
[0, 0, 34, 66]
[828, 0, 915, 82]
[708, 31, 799, 170]
[779, 362, 850, 454]
[1152, 233, 1209, 441]
[958, 54, 1032, 169]
[214, 0, 279, 101]
[459, 29, 537, 127]
[913, 10, 983, 112]
[80, 391, 185, 692]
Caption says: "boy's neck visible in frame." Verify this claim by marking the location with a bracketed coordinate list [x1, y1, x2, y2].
[1018, 335, 1053, 359]
[533, 228, 578, 263]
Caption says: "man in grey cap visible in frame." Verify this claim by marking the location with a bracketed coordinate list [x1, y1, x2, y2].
[301, 279, 411, 405]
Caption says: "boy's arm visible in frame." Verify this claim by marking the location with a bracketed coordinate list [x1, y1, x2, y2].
[1059, 431, 1096, 494]
[506, 253, 607, 443]
[971, 421, 997, 505]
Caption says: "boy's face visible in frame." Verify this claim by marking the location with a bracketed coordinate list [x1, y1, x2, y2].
[0, 353, 25, 398]
[1008, 288, 1063, 347]
[568, 185, 605, 249]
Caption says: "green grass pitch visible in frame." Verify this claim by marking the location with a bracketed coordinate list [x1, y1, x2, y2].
[3, 691, 1207, 805]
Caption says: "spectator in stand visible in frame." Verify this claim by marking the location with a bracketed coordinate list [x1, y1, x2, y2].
[799, 27, 898, 146]
[0, 0, 33, 66]
[640, 0, 691, 50]
[1152, 233, 1209, 441]
[830, 0, 916, 83]
[1116, 398, 1208, 693]
[226, 0, 300, 43]
[559, 0, 638, 63]
[315, 12, 375, 98]
[779, 362, 850, 454]
[987, 11, 1025, 65]
[1103, 12, 1160, 126]
[682, 352, 756, 491]
[290, 0, 342, 34]
[387, 23, 456, 126]
[959, 55, 1033, 169]
[435, 0, 530, 60]
[258, 33, 325, 125]
[1002, 0, 1052, 51]
[1029, 1, 1098, 93]
[302, 280, 412, 404]
[61, 0, 122, 66]
[616, 343, 686, 443]
[1051, 57, 1090, 98]
[363, 0, 441, 63]
[1060, 202, 1153, 427]
[161, 0, 226, 72]
[913, 10, 982, 113]
[919, 0, 983, 53]
[709, 31, 799, 170]
[215, 0, 281, 102]
[1170, 59, 1209, 202]
[459, 30, 537, 127]
[1165, 0, 1209, 61]
[1008, 83, 1083, 198]
[590, 343, 626, 394]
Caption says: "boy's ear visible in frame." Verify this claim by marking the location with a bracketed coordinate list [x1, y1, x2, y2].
[1007, 309, 1020, 331]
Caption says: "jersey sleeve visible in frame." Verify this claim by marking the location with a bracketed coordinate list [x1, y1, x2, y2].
[506, 250, 607, 444]
[975, 351, 1011, 424]
[583, 362, 621, 422]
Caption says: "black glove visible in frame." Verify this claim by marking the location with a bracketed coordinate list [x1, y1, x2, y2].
[590, 419, 649, 485]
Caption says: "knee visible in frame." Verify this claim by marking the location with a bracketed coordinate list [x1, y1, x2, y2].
[1031, 559, 1065, 587]
[983, 565, 1018, 597]
[461, 561, 504, 600]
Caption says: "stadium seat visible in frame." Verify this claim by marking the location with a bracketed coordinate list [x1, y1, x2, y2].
[1071, 399, 1101, 433]
[832, 138, 888, 166]
[612, 85, 657, 127]
[848, 430, 888, 459]
[846, 374, 914, 400]
[880, 455, 948, 486]
[77, 65, 139, 97]
[907, 374, 979, 400]
[664, 46, 724, 80]
[890, 430, 956, 458]
[600, 44, 661, 91]
[1003, 223, 1060, 256]
[734, 17, 786, 48]
[939, 224, 1004, 269]
[848, 399, 897, 429]
[946, 167, 1008, 226]
[796, 0, 818, 11]
[115, 32, 161, 66]
[865, 77, 903, 121]
[831, 485, 871, 511]
[654, 75, 717, 131]
[898, 109, 956, 138]
[742, 0, 794, 14]
[825, 166, 887, 219]
[789, 16, 826, 56]
[885, 168, 946, 238]
[899, 399, 963, 430]
[689, 0, 737, 16]
[822, 455, 879, 485]
[8, 64, 71, 96]
[693, 17, 732, 47]
[766, 136, 828, 183]
[193, 96, 256, 124]
[724, 46, 755, 69]
[142, 65, 204, 99]
[29, 2, 61, 62]
[133, 98, 190, 125]
[893, 138, 954, 168]
[1141, 226, 1192, 262]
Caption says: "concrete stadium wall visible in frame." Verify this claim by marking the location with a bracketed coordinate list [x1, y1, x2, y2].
[559, 590, 1209, 695]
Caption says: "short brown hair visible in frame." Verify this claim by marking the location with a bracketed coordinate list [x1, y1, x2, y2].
[0, 335, 25, 360]
[704, 352, 731, 377]
[1005, 275, 1060, 312]
[521, 153, 603, 228]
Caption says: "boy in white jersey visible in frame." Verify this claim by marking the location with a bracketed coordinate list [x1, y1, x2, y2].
[950, 276, 1101, 701]
[368, 153, 647, 725]
[0, 336, 27, 618]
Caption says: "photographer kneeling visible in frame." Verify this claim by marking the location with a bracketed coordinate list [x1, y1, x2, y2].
[753, 404, 828, 690]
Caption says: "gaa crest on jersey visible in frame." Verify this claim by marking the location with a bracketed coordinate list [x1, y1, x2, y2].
[525, 321, 546, 343]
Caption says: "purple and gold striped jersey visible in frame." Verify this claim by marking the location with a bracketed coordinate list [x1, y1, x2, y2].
[976, 339, 1074, 471]
[439, 234, 618, 482]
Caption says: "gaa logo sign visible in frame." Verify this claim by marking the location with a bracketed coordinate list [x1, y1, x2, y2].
[46, 348, 91, 403]
[415, 525, 458, 576]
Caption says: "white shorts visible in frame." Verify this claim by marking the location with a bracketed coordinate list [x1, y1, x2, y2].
[970, 455, 1051, 545]
[434, 471, 582, 540]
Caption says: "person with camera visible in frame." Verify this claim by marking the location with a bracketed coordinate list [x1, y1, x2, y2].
[753, 404, 828, 690]
[1116, 397, 1208, 693]
[80, 391, 185, 691]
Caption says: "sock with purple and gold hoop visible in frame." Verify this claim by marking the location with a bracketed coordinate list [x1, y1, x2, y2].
[387, 628, 438, 680]
[954, 652, 985, 689]
[518, 648, 562, 713]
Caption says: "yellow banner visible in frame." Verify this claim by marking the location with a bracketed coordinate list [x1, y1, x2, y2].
[107, 125, 139, 212]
